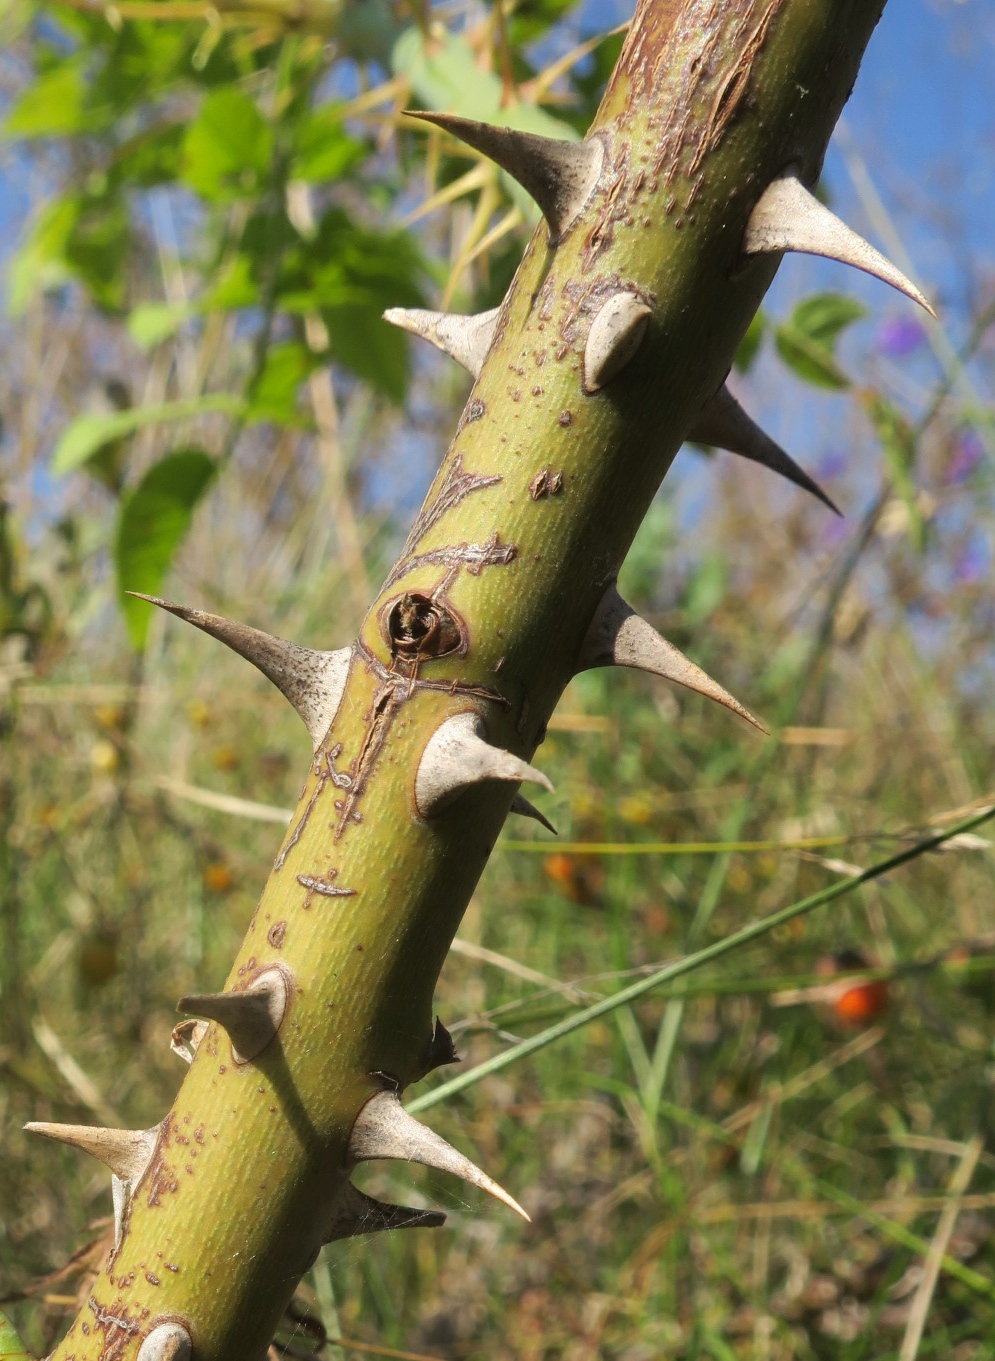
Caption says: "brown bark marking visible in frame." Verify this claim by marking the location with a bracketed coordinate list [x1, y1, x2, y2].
[529, 469, 564, 499]
[296, 872, 356, 901]
[331, 682, 401, 842]
[383, 534, 517, 592]
[143, 1117, 179, 1211]
[274, 766, 330, 872]
[586, 0, 787, 269]
[691, 0, 783, 175]
[400, 452, 502, 560]
[86, 1296, 140, 1361]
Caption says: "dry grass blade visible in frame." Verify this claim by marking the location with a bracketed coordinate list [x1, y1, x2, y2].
[898, 1134, 984, 1359]
[449, 937, 588, 1000]
[154, 775, 293, 824]
[31, 1019, 119, 1126]
[401, 164, 492, 227]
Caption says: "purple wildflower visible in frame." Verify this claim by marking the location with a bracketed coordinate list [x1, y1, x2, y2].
[877, 316, 926, 359]
[944, 429, 985, 485]
[953, 537, 990, 585]
[820, 516, 849, 550]
[817, 448, 849, 480]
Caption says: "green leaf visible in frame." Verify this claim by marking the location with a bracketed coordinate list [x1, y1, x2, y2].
[0, 1306, 32, 1360]
[246, 342, 319, 424]
[204, 254, 259, 311]
[325, 304, 408, 403]
[734, 309, 765, 373]
[181, 87, 274, 202]
[128, 302, 190, 350]
[774, 292, 866, 390]
[52, 395, 242, 476]
[290, 108, 365, 184]
[6, 196, 78, 315]
[867, 393, 924, 551]
[4, 60, 87, 137]
[110, 121, 185, 189]
[684, 555, 728, 625]
[115, 449, 218, 649]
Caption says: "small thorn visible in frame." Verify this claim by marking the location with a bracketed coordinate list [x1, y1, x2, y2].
[578, 587, 767, 734]
[25, 1121, 159, 1250]
[744, 173, 935, 317]
[129, 594, 351, 752]
[415, 712, 553, 818]
[422, 1016, 459, 1074]
[137, 1323, 192, 1361]
[170, 1017, 209, 1065]
[177, 966, 288, 1064]
[690, 385, 840, 514]
[406, 111, 603, 243]
[509, 793, 557, 836]
[324, 1181, 446, 1242]
[383, 306, 499, 379]
[349, 1090, 530, 1221]
[582, 292, 652, 393]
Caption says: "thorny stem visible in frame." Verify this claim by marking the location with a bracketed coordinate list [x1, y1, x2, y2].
[25, 3, 934, 1358]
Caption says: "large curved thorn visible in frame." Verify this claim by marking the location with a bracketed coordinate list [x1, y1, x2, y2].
[383, 306, 500, 378]
[130, 594, 351, 752]
[690, 386, 840, 514]
[415, 712, 553, 817]
[578, 587, 767, 734]
[744, 173, 935, 316]
[24, 1121, 159, 1248]
[24, 1121, 158, 1182]
[406, 111, 603, 243]
[324, 1180, 446, 1242]
[348, 1090, 529, 1221]
[177, 966, 288, 1064]
[510, 793, 558, 836]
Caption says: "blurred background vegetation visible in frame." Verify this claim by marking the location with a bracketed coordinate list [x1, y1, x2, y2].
[1, 0, 994, 1358]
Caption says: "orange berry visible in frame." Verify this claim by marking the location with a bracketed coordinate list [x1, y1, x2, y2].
[203, 862, 235, 893]
[543, 853, 603, 905]
[833, 980, 888, 1025]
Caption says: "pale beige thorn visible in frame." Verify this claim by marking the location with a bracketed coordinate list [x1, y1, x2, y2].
[415, 712, 553, 818]
[743, 173, 936, 316]
[170, 1017, 209, 1065]
[509, 793, 557, 836]
[406, 111, 603, 242]
[177, 966, 288, 1064]
[348, 1090, 530, 1221]
[382, 306, 500, 378]
[690, 386, 840, 514]
[578, 587, 767, 734]
[137, 1323, 193, 1361]
[24, 1120, 159, 1184]
[582, 292, 652, 393]
[129, 594, 351, 752]
[324, 1179, 446, 1242]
